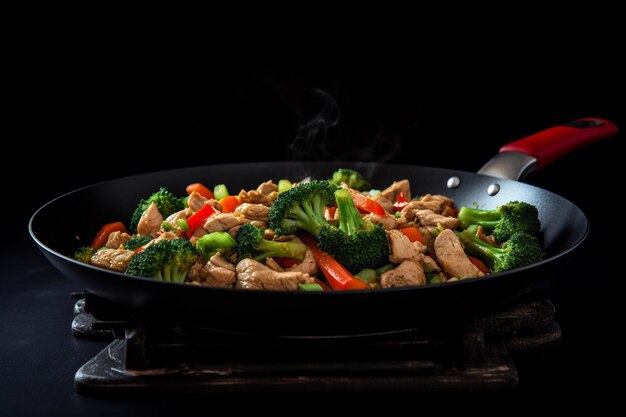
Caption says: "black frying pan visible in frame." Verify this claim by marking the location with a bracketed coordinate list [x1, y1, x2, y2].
[29, 118, 617, 335]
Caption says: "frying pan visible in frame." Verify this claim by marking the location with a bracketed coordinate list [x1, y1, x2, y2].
[30, 118, 617, 335]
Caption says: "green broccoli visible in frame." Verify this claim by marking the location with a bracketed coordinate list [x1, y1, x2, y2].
[456, 230, 544, 273]
[317, 188, 389, 273]
[268, 180, 338, 236]
[124, 235, 153, 251]
[129, 187, 184, 233]
[329, 168, 371, 191]
[457, 201, 541, 244]
[125, 238, 199, 283]
[195, 232, 237, 261]
[235, 223, 308, 262]
[74, 247, 96, 263]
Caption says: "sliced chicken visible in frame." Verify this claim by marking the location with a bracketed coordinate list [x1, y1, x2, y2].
[90, 248, 135, 272]
[387, 229, 427, 263]
[165, 208, 193, 228]
[188, 191, 208, 212]
[256, 180, 278, 196]
[380, 179, 411, 203]
[105, 231, 132, 249]
[137, 202, 163, 238]
[420, 254, 441, 272]
[414, 209, 460, 229]
[235, 258, 315, 291]
[404, 194, 454, 214]
[265, 257, 285, 272]
[365, 213, 398, 230]
[284, 236, 319, 276]
[203, 213, 250, 234]
[188, 254, 237, 288]
[235, 203, 270, 222]
[434, 229, 484, 279]
[380, 260, 425, 288]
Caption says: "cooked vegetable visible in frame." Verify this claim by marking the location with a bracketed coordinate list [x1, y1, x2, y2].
[74, 247, 96, 263]
[186, 183, 214, 200]
[219, 196, 240, 213]
[130, 188, 184, 233]
[329, 168, 371, 191]
[398, 227, 425, 244]
[268, 180, 338, 236]
[213, 184, 229, 201]
[354, 268, 379, 284]
[124, 235, 152, 252]
[347, 189, 385, 216]
[195, 232, 237, 261]
[300, 233, 368, 290]
[468, 255, 490, 275]
[125, 238, 199, 283]
[457, 201, 541, 244]
[317, 189, 389, 273]
[393, 192, 408, 212]
[177, 219, 189, 231]
[235, 224, 308, 262]
[457, 230, 544, 272]
[278, 179, 293, 193]
[298, 283, 324, 291]
[90, 222, 127, 249]
[185, 204, 215, 237]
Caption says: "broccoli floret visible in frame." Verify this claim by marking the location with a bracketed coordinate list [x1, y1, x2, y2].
[196, 232, 237, 261]
[268, 180, 338, 236]
[74, 247, 96, 263]
[235, 223, 308, 262]
[318, 188, 389, 273]
[124, 235, 153, 251]
[457, 230, 544, 273]
[129, 187, 184, 233]
[329, 168, 371, 191]
[457, 201, 541, 244]
[125, 238, 199, 283]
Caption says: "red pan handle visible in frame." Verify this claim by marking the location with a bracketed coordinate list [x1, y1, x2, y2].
[478, 118, 618, 180]
[500, 118, 618, 170]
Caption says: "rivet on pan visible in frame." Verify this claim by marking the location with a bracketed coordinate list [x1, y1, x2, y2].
[487, 183, 500, 196]
[447, 176, 461, 189]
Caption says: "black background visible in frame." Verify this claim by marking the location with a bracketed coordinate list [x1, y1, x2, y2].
[4, 52, 624, 410]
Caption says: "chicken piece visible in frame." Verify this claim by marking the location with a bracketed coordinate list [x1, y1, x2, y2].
[188, 191, 208, 212]
[137, 202, 163, 238]
[380, 179, 411, 203]
[235, 203, 270, 222]
[189, 227, 208, 246]
[203, 213, 249, 234]
[237, 188, 279, 206]
[235, 258, 315, 291]
[188, 254, 237, 288]
[265, 257, 285, 272]
[365, 213, 399, 230]
[370, 194, 394, 214]
[105, 231, 132, 249]
[284, 236, 319, 276]
[387, 229, 427, 263]
[256, 180, 278, 196]
[90, 248, 135, 272]
[407, 194, 454, 214]
[380, 260, 425, 288]
[165, 208, 193, 228]
[414, 209, 460, 230]
[475, 225, 497, 246]
[419, 254, 441, 272]
[434, 229, 484, 279]
[206, 199, 222, 211]
[440, 205, 458, 218]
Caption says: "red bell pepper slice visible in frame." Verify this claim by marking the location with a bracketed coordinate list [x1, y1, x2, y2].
[299, 233, 368, 291]
[468, 255, 490, 274]
[393, 192, 408, 212]
[90, 222, 127, 249]
[398, 226, 425, 244]
[185, 204, 215, 237]
[348, 189, 385, 216]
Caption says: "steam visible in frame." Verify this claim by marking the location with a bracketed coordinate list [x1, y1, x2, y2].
[288, 89, 340, 161]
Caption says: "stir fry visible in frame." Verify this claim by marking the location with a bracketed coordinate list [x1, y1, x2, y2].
[74, 169, 544, 291]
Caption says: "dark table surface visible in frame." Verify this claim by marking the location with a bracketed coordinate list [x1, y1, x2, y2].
[3, 57, 623, 413]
